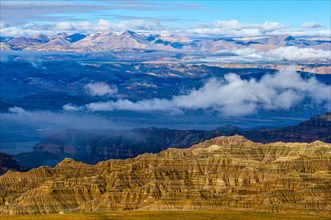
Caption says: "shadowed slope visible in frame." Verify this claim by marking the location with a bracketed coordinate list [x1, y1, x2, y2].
[0, 152, 27, 175]
[17, 112, 331, 169]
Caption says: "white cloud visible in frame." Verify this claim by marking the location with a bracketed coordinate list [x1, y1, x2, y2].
[62, 103, 83, 112]
[187, 20, 290, 37]
[0, 19, 164, 36]
[1, 18, 330, 38]
[185, 20, 331, 38]
[73, 68, 330, 116]
[301, 22, 325, 29]
[96, 19, 162, 32]
[214, 20, 289, 32]
[84, 82, 118, 96]
[3, 107, 117, 130]
[201, 46, 330, 64]
[53, 19, 163, 33]
[86, 98, 172, 112]
[215, 46, 331, 63]
[265, 46, 330, 62]
[271, 29, 331, 37]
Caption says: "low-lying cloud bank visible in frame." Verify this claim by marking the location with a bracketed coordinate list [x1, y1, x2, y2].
[1, 107, 117, 130]
[210, 46, 331, 63]
[1, 18, 330, 38]
[64, 68, 330, 116]
[236, 47, 330, 63]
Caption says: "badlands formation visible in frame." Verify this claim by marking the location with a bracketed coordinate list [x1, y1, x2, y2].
[0, 135, 330, 216]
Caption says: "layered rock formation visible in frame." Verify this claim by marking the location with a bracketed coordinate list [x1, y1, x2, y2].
[1, 135, 330, 215]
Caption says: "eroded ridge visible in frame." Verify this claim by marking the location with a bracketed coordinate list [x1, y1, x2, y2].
[1, 135, 330, 215]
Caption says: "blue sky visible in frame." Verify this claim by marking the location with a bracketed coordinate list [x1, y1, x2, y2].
[185, 1, 330, 27]
[1, 0, 330, 37]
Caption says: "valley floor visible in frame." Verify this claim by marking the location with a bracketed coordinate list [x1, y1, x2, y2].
[1, 211, 329, 220]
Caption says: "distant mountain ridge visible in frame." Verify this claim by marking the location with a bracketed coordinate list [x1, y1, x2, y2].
[2, 30, 330, 54]
[244, 112, 331, 143]
[13, 112, 331, 169]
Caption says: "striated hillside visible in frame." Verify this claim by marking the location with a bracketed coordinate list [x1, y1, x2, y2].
[1, 135, 330, 215]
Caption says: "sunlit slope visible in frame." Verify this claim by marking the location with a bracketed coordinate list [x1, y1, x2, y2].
[0, 135, 330, 215]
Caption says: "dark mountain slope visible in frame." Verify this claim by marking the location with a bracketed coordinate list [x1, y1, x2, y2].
[245, 112, 331, 143]
[0, 152, 27, 175]
[14, 112, 330, 169]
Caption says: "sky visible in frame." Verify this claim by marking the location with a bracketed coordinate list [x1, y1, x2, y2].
[0, 0, 330, 37]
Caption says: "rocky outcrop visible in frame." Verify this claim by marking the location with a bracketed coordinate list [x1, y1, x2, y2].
[1, 136, 330, 215]
[0, 153, 26, 175]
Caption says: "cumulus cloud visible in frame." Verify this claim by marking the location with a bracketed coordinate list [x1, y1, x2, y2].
[65, 68, 330, 116]
[282, 29, 331, 37]
[54, 19, 163, 33]
[265, 47, 330, 62]
[0, 19, 164, 36]
[1, 17, 330, 38]
[187, 20, 290, 37]
[212, 46, 331, 63]
[97, 19, 162, 32]
[185, 20, 331, 38]
[84, 82, 118, 96]
[215, 20, 289, 32]
[301, 22, 325, 29]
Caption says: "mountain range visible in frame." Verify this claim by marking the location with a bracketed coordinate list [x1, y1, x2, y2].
[10, 112, 331, 170]
[1, 31, 330, 56]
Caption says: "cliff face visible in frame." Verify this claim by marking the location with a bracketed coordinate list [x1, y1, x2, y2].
[1, 135, 330, 215]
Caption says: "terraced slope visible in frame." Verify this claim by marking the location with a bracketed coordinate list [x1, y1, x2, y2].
[0, 136, 330, 215]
